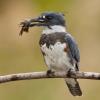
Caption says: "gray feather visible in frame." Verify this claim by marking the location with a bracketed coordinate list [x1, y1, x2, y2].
[64, 33, 82, 96]
[65, 33, 80, 63]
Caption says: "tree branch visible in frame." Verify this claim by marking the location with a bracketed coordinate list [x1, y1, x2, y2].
[0, 71, 100, 84]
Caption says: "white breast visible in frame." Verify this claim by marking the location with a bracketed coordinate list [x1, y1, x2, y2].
[41, 42, 72, 71]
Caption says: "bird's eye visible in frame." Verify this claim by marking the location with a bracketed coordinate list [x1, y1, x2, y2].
[46, 16, 53, 20]
[42, 16, 46, 19]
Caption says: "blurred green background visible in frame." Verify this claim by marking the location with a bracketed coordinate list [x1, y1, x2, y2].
[0, 0, 100, 100]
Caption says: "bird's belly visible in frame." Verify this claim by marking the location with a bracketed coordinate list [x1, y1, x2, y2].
[41, 42, 72, 71]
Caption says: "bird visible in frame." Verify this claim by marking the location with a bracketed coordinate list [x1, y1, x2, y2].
[20, 12, 82, 96]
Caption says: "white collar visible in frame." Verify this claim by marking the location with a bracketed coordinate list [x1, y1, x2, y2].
[42, 25, 66, 34]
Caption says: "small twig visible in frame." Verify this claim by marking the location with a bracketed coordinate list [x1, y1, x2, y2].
[0, 71, 100, 84]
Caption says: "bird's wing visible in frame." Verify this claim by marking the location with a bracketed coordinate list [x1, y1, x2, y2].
[64, 33, 80, 70]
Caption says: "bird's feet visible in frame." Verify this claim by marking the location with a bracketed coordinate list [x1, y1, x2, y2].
[67, 69, 72, 77]
[67, 68, 77, 78]
[47, 69, 55, 77]
[67, 68, 75, 76]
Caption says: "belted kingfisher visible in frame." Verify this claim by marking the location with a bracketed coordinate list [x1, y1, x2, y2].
[20, 12, 82, 96]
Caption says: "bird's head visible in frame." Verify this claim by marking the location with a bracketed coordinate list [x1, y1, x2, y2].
[20, 12, 66, 35]
[30, 12, 66, 27]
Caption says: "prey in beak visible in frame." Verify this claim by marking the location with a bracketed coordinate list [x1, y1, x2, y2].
[19, 17, 46, 36]
[19, 12, 65, 35]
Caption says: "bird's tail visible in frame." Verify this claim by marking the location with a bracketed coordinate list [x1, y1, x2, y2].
[64, 78, 82, 96]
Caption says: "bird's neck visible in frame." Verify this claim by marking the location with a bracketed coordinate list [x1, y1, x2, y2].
[42, 25, 66, 34]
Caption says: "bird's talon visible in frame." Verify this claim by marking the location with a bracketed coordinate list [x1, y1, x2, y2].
[67, 69, 72, 77]
[47, 70, 54, 77]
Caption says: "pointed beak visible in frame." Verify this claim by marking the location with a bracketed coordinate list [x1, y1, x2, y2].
[29, 17, 45, 23]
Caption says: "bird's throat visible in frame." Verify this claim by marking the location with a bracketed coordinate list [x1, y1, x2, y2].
[42, 25, 66, 34]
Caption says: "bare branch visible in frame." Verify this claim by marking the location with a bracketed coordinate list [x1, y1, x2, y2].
[0, 71, 100, 84]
